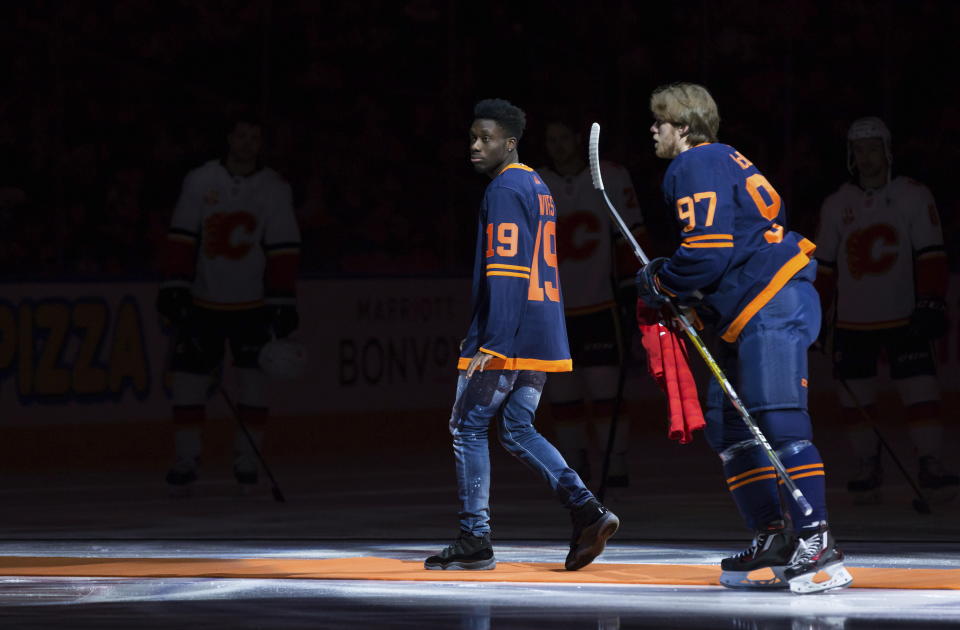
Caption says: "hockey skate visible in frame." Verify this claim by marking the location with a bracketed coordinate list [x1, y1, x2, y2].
[719, 521, 794, 589]
[847, 455, 882, 504]
[783, 524, 853, 594]
[166, 457, 198, 497]
[918, 455, 959, 503]
[424, 532, 496, 570]
[565, 499, 619, 570]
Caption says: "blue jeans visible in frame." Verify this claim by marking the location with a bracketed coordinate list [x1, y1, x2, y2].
[449, 369, 593, 536]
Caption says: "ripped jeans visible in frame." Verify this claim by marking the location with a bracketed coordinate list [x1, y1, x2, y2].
[449, 369, 593, 536]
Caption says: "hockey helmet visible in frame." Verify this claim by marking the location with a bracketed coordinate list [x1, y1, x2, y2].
[258, 338, 308, 380]
[847, 116, 892, 176]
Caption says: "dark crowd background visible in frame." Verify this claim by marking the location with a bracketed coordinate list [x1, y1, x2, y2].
[2, 0, 959, 279]
[2, 1, 960, 545]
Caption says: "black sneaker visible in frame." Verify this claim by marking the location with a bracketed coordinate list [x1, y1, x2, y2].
[424, 532, 496, 570]
[719, 520, 794, 589]
[565, 499, 619, 571]
[782, 524, 853, 594]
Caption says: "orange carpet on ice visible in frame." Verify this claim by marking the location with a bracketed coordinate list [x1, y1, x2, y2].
[1, 556, 958, 590]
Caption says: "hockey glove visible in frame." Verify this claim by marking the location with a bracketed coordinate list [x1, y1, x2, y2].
[268, 304, 300, 339]
[635, 257, 669, 308]
[909, 297, 949, 339]
[156, 287, 193, 327]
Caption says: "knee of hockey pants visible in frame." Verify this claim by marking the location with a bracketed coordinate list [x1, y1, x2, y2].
[237, 367, 268, 408]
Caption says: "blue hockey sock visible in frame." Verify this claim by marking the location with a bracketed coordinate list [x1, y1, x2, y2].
[722, 442, 782, 531]
[759, 408, 829, 530]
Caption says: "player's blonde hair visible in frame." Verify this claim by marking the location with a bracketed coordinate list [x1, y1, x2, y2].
[650, 83, 720, 146]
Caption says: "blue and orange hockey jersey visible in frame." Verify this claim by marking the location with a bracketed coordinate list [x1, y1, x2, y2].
[458, 164, 572, 372]
[655, 143, 816, 342]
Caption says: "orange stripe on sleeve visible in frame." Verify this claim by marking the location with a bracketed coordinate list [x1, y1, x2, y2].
[487, 263, 532, 272]
[683, 234, 733, 243]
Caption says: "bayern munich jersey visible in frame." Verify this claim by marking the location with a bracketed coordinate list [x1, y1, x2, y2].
[656, 143, 816, 343]
[165, 160, 301, 308]
[539, 162, 644, 313]
[458, 164, 572, 372]
[816, 177, 946, 328]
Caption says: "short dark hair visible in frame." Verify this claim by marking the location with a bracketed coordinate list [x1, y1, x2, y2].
[474, 98, 526, 140]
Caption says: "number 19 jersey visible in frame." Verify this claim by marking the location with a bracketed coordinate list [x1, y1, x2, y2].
[458, 164, 572, 372]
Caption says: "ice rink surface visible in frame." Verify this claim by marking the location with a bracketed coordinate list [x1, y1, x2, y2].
[2, 414, 958, 629]
[1, 540, 958, 629]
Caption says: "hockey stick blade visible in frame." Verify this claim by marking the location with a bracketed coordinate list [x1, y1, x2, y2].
[589, 122, 605, 191]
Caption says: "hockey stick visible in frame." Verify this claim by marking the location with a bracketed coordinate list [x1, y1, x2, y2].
[219, 385, 287, 503]
[834, 375, 932, 514]
[588, 122, 812, 516]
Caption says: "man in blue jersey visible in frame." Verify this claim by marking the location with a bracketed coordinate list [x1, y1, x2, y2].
[425, 99, 619, 572]
[635, 83, 852, 594]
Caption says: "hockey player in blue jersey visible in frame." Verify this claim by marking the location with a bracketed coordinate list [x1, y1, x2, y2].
[425, 99, 619, 572]
[635, 83, 852, 594]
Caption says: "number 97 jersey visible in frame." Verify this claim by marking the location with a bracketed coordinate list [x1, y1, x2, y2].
[458, 164, 572, 372]
[657, 143, 816, 343]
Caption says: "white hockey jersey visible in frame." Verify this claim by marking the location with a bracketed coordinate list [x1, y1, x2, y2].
[166, 160, 301, 307]
[539, 162, 644, 313]
[816, 177, 944, 328]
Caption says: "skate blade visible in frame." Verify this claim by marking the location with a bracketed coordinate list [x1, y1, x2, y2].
[720, 567, 788, 589]
[788, 562, 853, 594]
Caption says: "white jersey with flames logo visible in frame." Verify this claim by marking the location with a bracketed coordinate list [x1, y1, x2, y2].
[816, 177, 942, 328]
[539, 162, 643, 313]
[170, 160, 300, 306]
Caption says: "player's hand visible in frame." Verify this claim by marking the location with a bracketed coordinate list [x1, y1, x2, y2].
[635, 257, 669, 308]
[465, 351, 493, 378]
[156, 287, 193, 327]
[909, 297, 949, 339]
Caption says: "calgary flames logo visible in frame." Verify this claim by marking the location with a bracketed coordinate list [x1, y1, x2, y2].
[557, 211, 601, 263]
[203, 211, 257, 259]
[845, 223, 899, 280]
